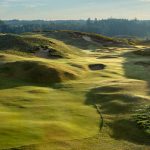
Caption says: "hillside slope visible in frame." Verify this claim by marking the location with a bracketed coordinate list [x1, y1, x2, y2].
[0, 31, 149, 150]
[0, 33, 84, 58]
[39, 30, 133, 50]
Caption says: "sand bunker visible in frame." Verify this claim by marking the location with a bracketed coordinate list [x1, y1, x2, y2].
[89, 64, 106, 70]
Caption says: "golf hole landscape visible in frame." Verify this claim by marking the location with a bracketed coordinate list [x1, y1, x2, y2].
[0, 1, 150, 148]
[0, 30, 149, 150]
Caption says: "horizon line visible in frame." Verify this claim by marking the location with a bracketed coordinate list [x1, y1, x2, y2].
[2, 18, 150, 21]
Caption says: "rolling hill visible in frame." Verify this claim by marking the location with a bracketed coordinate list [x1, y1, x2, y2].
[0, 31, 149, 150]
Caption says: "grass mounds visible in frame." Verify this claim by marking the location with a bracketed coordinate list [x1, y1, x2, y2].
[0, 61, 78, 85]
[0, 34, 51, 53]
[40, 30, 130, 50]
[60, 30, 123, 44]
[88, 64, 106, 71]
[0, 34, 32, 51]
[25, 34, 85, 58]
[42, 30, 94, 50]
[0, 32, 150, 149]
[0, 33, 84, 59]
[64, 30, 115, 42]
[133, 48, 150, 56]
[133, 106, 150, 134]
[85, 82, 150, 146]
[85, 85, 141, 114]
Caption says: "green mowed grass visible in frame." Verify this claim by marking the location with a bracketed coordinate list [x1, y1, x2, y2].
[0, 85, 100, 149]
[0, 40, 150, 149]
[0, 53, 100, 149]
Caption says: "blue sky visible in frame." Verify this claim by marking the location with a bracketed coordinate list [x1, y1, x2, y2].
[0, 0, 150, 20]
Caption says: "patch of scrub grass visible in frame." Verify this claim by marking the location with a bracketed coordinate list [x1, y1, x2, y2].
[133, 105, 150, 134]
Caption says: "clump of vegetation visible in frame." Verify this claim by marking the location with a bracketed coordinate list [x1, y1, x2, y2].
[133, 106, 150, 134]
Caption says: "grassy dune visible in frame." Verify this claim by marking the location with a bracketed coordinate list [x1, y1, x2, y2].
[0, 32, 149, 150]
[0, 33, 84, 58]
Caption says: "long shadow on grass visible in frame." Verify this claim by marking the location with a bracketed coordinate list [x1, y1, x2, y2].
[0, 61, 74, 90]
[122, 51, 150, 95]
[85, 86, 150, 145]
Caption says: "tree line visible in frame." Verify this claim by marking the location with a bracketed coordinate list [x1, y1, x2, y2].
[0, 18, 150, 38]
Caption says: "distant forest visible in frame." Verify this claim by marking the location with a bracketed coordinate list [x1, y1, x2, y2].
[0, 19, 150, 38]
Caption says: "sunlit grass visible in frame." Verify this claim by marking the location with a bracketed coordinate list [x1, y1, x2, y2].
[0, 33, 149, 149]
